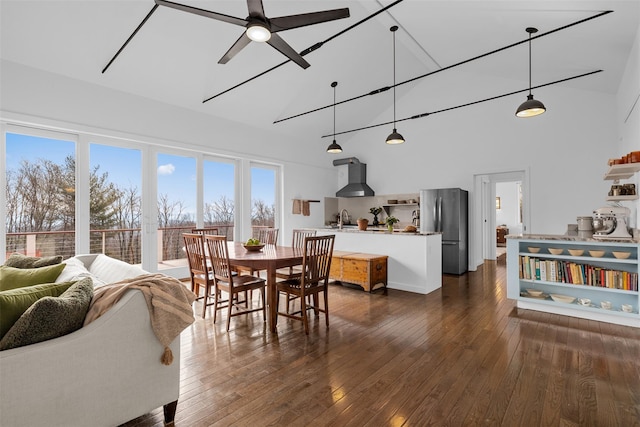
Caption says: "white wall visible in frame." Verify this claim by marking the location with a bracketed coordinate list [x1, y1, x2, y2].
[616, 25, 640, 235]
[342, 69, 618, 236]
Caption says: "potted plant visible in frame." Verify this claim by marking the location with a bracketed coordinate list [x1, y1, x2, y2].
[385, 215, 399, 232]
[357, 217, 369, 230]
[369, 207, 382, 226]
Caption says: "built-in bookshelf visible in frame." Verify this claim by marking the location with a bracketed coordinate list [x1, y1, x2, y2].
[506, 236, 639, 328]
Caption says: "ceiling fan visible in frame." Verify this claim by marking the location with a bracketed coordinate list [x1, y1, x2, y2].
[155, 0, 350, 69]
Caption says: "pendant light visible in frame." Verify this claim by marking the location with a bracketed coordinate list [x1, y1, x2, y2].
[326, 81, 343, 153]
[386, 25, 405, 145]
[516, 27, 546, 118]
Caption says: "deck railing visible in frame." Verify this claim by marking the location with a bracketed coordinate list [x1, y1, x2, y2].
[5, 225, 235, 265]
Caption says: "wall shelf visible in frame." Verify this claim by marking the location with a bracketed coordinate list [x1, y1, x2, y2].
[603, 163, 640, 180]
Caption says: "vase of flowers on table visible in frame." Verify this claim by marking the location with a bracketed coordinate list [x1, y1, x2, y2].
[385, 215, 399, 232]
[369, 207, 382, 226]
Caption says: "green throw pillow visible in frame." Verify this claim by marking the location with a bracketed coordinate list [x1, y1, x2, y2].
[0, 281, 74, 339]
[0, 278, 94, 350]
[4, 252, 63, 269]
[0, 263, 66, 291]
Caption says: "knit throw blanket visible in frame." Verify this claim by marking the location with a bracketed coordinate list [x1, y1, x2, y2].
[84, 273, 196, 365]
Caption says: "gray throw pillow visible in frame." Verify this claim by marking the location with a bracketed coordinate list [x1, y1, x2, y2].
[0, 277, 94, 351]
[4, 253, 63, 269]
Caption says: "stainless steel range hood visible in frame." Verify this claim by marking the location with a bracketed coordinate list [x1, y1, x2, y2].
[333, 157, 375, 197]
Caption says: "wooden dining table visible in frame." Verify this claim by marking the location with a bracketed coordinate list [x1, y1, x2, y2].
[226, 242, 303, 332]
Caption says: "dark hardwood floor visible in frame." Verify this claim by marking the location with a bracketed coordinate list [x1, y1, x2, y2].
[122, 256, 640, 426]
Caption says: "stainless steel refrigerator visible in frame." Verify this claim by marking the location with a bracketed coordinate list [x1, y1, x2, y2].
[419, 188, 468, 275]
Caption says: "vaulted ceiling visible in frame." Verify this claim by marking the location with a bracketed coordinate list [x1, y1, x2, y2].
[2, 0, 638, 142]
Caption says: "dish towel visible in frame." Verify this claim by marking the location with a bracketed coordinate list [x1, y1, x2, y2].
[292, 199, 302, 214]
[302, 200, 310, 216]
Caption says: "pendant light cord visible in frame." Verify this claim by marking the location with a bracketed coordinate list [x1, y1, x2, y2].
[528, 32, 532, 95]
[392, 27, 397, 128]
[332, 81, 338, 139]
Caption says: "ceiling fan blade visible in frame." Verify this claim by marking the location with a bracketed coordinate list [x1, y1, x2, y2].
[267, 33, 310, 69]
[218, 32, 252, 64]
[270, 8, 350, 32]
[155, 0, 247, 27]
[246, 0, 266, 19]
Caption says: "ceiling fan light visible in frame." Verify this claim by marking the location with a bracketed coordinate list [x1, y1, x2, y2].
[516, 94, 546, 117]
[385, 129, 405, 145]
[246, 24, 271, 42]
[327, 140, 343, 153]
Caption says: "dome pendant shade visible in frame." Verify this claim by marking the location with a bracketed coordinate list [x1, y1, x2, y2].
[246, 23, 271, 42]
[327, 140, 343, 153]
[385, 129, 405, 145]
[516, 94, 546, 117]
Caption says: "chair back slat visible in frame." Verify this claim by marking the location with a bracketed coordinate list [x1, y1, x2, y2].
[204, 235, 234, 284]
[291, 229, 316, 248]
[183, 233, 208, 276]
[253, 227, 279, 245]
[300, 235, 335, 293]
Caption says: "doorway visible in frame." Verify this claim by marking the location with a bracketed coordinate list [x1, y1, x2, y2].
[472, 170, 529, 268]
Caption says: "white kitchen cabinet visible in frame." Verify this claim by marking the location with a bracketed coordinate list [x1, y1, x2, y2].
[506, 236, 639, 327]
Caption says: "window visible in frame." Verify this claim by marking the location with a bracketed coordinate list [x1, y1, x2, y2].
[89, 143, 142, 263]
[204, 158, 235, 240]
[4, 130, 76, 259]
[251, 164, 277, 229]
[157, 153, 196, 269]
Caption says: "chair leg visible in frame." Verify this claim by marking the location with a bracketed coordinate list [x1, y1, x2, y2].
[213, 288, 219, 324]
[226, 292, 233, 331]
[324, 287, 329, 328]
[300, 292, 309, 334]
[201, 284, 209, 319]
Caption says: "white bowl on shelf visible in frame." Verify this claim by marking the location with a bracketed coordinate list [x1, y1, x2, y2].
[548, 248, 563, 255]
[588, 250, 605, 258]
[550, 294, 576, 304]
[567, 249, 584, 256]
[612, 251, 631, 259]
[528, 247, 541, 253]
[526, 289, 543, 297]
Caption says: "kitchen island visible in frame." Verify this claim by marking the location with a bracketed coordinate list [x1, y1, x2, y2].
[507, 234, 639, 327]
[315, 228, 442, 295]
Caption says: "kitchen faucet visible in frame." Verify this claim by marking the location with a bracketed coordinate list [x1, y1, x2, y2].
[338, 209, 349, 229]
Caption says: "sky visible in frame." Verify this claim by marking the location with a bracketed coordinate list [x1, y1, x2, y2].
[5, 133, 275, 215]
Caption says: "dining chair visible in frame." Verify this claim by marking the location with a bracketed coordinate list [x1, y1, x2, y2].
[182, 232, 219, 317]
[192, 227, 219, 235]
[276, 229, 317, 312]
[204, 234, 266, 331]
[252, 227, 279, 245]
[276, 234, 335, 334]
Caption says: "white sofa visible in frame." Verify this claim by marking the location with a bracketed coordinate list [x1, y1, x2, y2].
[0, 254, 182, 427]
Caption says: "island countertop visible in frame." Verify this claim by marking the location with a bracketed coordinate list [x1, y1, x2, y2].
[314, 226, 441, 237]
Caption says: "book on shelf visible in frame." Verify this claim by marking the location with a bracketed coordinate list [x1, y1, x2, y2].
[518, 255, 638, 291]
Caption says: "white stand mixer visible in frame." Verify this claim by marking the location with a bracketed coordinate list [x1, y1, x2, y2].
[592, 206, 633, 240]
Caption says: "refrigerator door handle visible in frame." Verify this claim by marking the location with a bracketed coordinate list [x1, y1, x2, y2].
[437, 196, 443, 232]
[442, 241, 457, 245]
